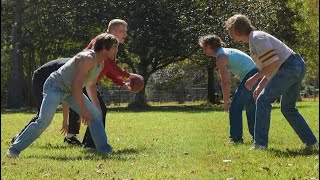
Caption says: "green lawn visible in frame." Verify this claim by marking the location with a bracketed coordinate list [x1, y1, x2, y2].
[1, 100, 319, 179]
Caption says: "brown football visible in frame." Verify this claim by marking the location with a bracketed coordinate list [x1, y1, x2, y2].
[130, 76, 144, 93]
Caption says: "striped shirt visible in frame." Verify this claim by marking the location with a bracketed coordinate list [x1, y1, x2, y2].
[249, 31, 293, 80]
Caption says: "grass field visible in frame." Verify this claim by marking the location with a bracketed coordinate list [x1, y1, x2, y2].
[1, 99, 319, 179]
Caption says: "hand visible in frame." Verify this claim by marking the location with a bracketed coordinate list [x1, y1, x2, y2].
[253, 85, 264, 101]
[60, 122, 68, 135]
[122, 82, 132, 91]
[81, 109, 92, 125]
[224, 99, 231, 112]
[245, 76, 257, 90]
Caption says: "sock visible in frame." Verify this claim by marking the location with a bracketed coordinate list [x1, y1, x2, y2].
[67, 133, 76, 138]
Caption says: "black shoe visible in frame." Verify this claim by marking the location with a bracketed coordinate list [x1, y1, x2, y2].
[82, 142, 96, 149]
[64, 135, 82, 146]
[228, 138, 244, 145]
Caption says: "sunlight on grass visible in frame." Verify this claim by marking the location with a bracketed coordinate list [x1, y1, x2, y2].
[1, 100, 319, 179]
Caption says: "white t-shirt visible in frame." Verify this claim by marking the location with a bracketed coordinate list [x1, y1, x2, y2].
[249, 31, 293, 80]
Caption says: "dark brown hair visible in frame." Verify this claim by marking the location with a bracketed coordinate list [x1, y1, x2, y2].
[199, 34, 225, 51]
[93, 33, 119, 51]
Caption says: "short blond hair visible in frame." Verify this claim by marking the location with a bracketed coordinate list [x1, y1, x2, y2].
[107, 19, 127, 32]
[225, 14, 255, 36]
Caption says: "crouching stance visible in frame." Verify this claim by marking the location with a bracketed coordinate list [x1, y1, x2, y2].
[7, 33, 118, 157]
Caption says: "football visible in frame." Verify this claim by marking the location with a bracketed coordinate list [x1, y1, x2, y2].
[130, 76, 144, 93]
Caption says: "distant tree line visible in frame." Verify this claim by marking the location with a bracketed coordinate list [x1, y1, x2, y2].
[1, 0, 318, 108]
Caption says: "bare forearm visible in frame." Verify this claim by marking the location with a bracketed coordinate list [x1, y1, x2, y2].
[62, 102, 69, 124]
[254, 60, 281, 80]
[221, 78, 231, 103]
[86, 85, 101, 111]
[258, 77, 269, 89]
[71, 82, 87, 113]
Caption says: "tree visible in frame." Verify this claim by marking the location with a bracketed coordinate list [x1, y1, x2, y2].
[114, 0, 285, 106]
[288, 0, 319, 86]
[7, 0, 25, 108]
[2, 0, 314, 108]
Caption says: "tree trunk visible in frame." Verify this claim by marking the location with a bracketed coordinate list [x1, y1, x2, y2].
[134, 89, 146, 104]
[25, 48, 35, 107]
[129, 75, 149, 108]
[7, 0, 25, 108]
[207, 58, 216, 104]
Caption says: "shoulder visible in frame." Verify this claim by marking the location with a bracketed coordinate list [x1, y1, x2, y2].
[85, 37, 97, 50]
[75, 50, 95, 61]
[251, 31, 269, 42]
[216, 54, 228, 67]
[74, 50, 96, 69]
[230, 48, 250, 56]
[250, 31, 274, 51]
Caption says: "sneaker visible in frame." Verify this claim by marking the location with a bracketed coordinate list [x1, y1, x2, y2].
[249, 144, 267, 150]
[228, 138, 244, 145]
[5, 150, 19, 158]
[64, 135, 82, 146]
[304, 141, 319, 150]
[11, 134, 19, 144]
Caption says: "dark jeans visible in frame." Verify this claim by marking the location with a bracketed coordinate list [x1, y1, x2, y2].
[229, 68, 259, 141]
[254, 54, 317, 146]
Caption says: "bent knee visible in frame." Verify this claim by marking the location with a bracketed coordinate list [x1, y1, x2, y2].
[281, 106, 298, 115]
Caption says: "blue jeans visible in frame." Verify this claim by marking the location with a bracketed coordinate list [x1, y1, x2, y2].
[255, 53, 317, 147]
[9, 77, 112, 155]
[229, 68, 259, 141]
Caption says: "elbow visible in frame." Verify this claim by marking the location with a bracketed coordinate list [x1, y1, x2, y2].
[273, 60, 282, 68]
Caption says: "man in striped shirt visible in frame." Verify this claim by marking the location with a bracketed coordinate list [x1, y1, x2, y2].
[225, 14, 318, 150]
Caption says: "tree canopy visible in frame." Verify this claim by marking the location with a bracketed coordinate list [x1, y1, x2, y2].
[1, 0, 318, 108]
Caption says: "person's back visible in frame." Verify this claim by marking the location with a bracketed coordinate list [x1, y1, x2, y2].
[50, 50, 103, 92]
[217, 48, 256, 80]
[249, 30, 293, 78]
[33, 58, 71, 86]
[199, 34, 259, 144]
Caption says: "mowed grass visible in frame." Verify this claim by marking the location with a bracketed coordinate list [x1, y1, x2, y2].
[1, 99, 319, 179]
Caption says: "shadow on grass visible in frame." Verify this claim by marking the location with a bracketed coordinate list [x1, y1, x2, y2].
[271, 103, 317, 109]
[268, 147, 319, 157]
[1, 104, 224, 114]
[37, 143, 141, 155]
[108, 104, 224, 113]
[26, 147, 141, 161]
[2, 101, 316, 114]
[1, 108, 38, 114]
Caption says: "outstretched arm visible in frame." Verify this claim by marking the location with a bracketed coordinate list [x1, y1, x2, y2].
[60, 101, 69, 135]
[85, 77, 102, 115]
[216, 55, 231, 112]
[245, 60, 281, 90]
[71, 56, 94, 125]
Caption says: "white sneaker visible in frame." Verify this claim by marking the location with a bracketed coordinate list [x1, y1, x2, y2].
[305, 141, 319, 149]
[249, 144, 267, 150]
[5, 150, 19, 158]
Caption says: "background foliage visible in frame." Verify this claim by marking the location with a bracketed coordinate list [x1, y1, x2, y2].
[1, 0, 319, 108]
